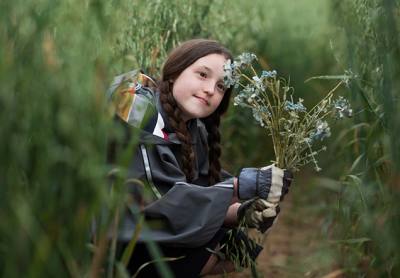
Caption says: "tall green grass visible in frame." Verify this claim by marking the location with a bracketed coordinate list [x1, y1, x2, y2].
[0, 0, 233, 277]
[1, 0, 399, 277]
[321, 0, 400, 276]
[271, 0, 400, 277]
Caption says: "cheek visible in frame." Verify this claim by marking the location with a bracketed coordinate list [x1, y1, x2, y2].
[212, 94, 224, 111]
[172, 79, 190, 99]
[171, 84, 183, 101]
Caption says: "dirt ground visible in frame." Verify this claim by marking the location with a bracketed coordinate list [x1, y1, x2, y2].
[209, 200, 345, 278]
[209, 202, 302, 278]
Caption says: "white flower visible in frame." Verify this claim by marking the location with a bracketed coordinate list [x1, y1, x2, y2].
[252, 76, 265, 91]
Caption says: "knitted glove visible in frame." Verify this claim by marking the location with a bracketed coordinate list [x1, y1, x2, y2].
[237, 198, 280, 234]
[237, 164, 294, 202]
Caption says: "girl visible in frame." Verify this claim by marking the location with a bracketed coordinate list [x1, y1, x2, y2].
[108, 39, 293, 277]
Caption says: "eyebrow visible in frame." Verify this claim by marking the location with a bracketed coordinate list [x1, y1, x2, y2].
[199, 65, 212, 72]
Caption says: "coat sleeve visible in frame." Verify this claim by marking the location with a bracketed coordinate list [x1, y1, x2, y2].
[116, 140, 235, 248]
[140, 180, 234, 248]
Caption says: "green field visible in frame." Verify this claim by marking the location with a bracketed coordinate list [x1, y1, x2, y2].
[1, 0, 399, 277]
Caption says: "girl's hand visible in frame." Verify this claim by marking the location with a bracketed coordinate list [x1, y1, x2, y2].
[236, 164, 294, 202]
[237, 199, 280, 234]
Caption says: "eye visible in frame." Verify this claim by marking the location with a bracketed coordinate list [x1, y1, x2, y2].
[199, 72, 206, 78]
[217, 84, 225, 91]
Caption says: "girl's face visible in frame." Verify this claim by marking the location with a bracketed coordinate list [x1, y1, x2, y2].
[171, 53, 227, 122]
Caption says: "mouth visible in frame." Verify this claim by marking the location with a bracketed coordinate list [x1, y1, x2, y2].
[194, 96, 209, 106]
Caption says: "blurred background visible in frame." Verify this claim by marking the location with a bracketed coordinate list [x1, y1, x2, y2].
[1, 0, 399, 277]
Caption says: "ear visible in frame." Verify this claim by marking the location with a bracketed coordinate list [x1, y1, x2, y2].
[169, 78, 174, 83]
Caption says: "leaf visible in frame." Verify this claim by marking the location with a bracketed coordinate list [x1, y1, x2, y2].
[328, 237, 372, 244]
[121, 214, 144, 266]
[328, 39, 386, 131]
[132, 256, 185, 278]
[220, 242, 227, 249]
[251, 264, 259, 278]
[358, 79, 374, 88]
[365, 117, 381, 143]
[86, 243, 98, 253]
[348, 152, 366, 174]
[337, 123, 371, 141]
[114, 261, 131, 278]
[346, 175, 368, 211]
[329, 39, 346, 72]
[355, 82, 389, 133]
[374, 168, 386, 205]
[372, 154, 391, 167]
[304, 75, 351, 83]
[274, 80, 280, 100]
[206, 248, 226, 260]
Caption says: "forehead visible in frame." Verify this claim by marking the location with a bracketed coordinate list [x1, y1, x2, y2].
[191, 54, 227, 71]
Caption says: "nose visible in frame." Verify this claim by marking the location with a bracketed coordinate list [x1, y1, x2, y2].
[203, 81, 215, 96]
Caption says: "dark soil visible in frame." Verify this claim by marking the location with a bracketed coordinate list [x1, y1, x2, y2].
[210, 200, 347, 278]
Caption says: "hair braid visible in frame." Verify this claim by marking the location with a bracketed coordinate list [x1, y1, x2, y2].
[202, 113, 222, 186]
[159, 83, 196, 183]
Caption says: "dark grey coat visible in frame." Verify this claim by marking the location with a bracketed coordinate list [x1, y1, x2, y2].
[111, 86, 235, 248]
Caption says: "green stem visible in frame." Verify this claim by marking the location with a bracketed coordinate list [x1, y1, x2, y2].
[301, 82, 342, 125]
[250, 66, 258, 78]
[253, 100, 278, 159]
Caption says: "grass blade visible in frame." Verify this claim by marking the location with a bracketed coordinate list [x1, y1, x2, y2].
[374, 168, 387, 205]
[304, 75, 351, 83]
[121, 214, 145, 266]
[346, 175, 368, 211]
[251, 264, 260, 278]
[358, 79, 374, 88]
[329, 39, 346, 72]
[328, 237, 371, 244]
[348, 152, 365, 174]
[355, 82, 389, 133]
[132, 256, 185, 278]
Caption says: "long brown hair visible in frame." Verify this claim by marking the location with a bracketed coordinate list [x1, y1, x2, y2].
[157, 39, 233, 186]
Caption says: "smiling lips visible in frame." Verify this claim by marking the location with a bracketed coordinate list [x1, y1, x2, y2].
[195, 96, 209, 105]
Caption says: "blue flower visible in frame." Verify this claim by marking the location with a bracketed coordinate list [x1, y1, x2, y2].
[261, 70, 277, 78]
[284, 100, 306, 112]
[251, 54, 258, 61]
[284, 101, 294, 111]
[332, 96, 353, 123]
[309, 120, 331, 143]
[260, 105, 267, 113]
[341, 77, 352, 88]
[252, 106, 264, 126]
[222, 59, 239, 89]
[233, 84, 257, 106]
[236, 53, 252, 69]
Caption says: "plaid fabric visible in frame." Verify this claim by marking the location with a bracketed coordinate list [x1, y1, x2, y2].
[109, 71, 169, 140]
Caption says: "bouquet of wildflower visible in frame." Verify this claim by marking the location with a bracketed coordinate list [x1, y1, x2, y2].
[223, 53, 353, 172]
